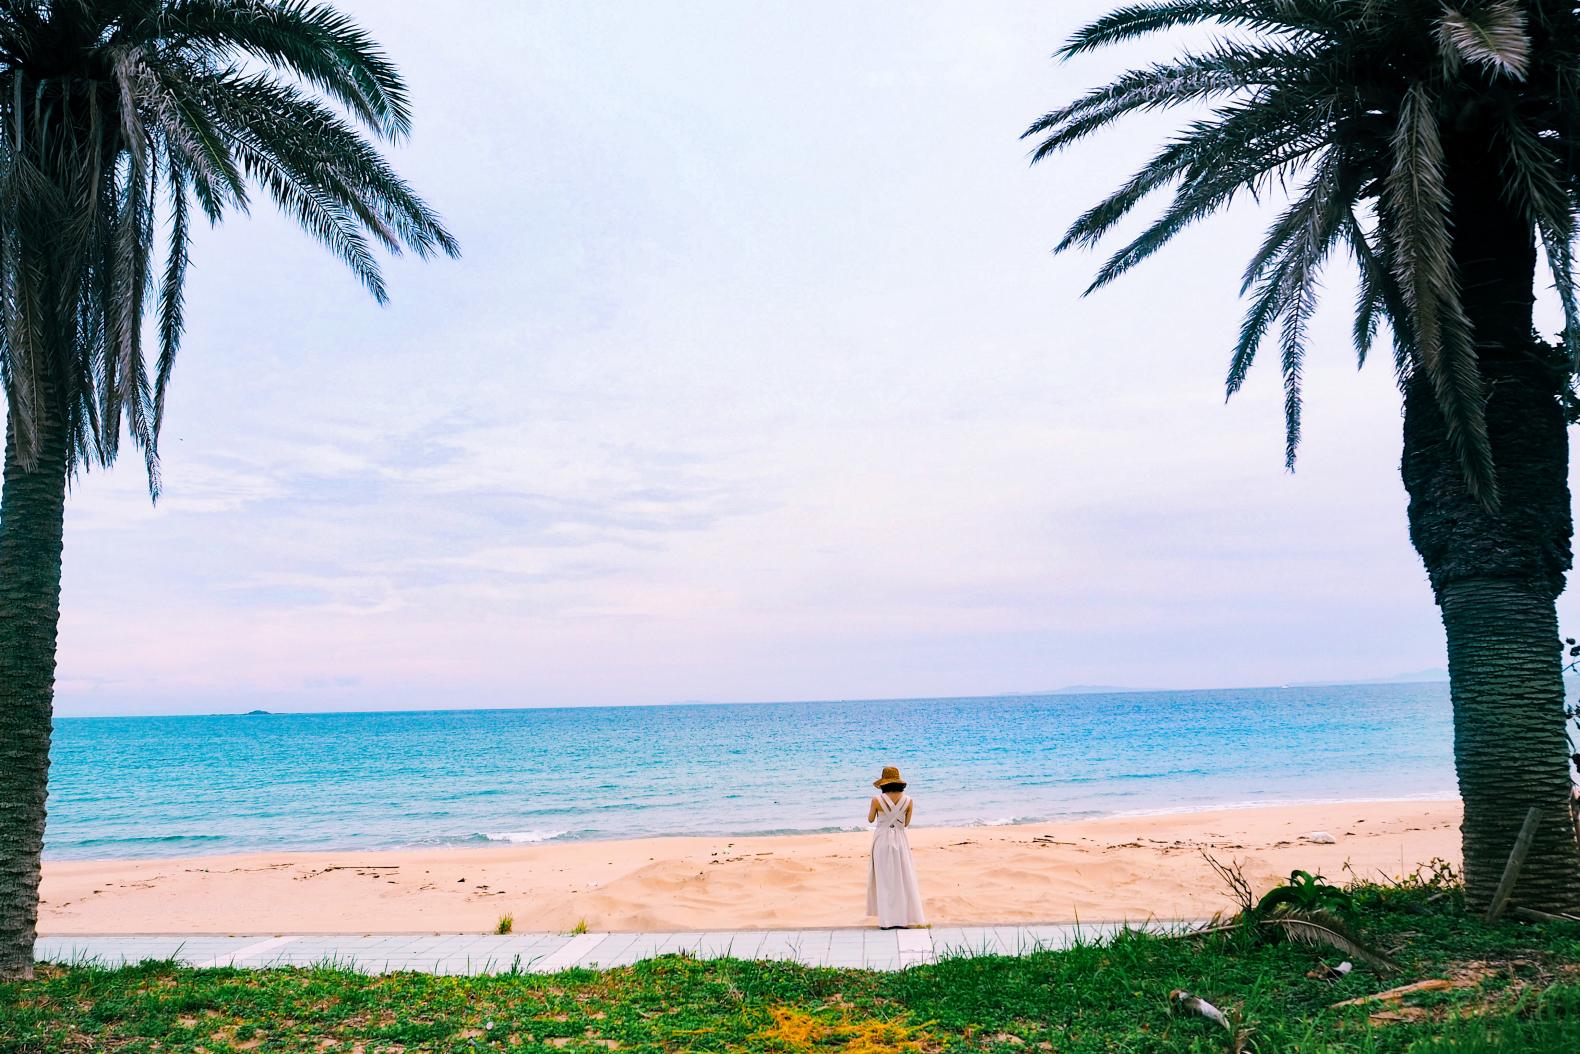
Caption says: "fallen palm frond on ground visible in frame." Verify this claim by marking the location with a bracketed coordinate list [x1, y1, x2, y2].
[3, 879, 1578, 1053]
[1189, 855, 1401, 972]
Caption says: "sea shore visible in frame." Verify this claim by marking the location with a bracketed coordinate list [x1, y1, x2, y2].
[38, 800, 1459, 934]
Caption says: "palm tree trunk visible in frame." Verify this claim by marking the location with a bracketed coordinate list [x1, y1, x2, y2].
[1438, 579, 1580, 911]
[0, 409, 69, 981]
[1400, 122, 1580, 913]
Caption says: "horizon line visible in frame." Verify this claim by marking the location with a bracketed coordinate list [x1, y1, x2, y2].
[52, 676, 1455, 721]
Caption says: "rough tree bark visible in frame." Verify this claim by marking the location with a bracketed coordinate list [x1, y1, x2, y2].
[0, 407, 69, 981]
[1401, 116, 1580, 913]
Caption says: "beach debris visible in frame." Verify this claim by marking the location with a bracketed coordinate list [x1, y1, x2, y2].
[1485, 806, 1542, 923]
[1306, 961, 1353, 981]
[1367, 1007, 1431, 1025]
[1302, 831, 1337, 844]
[1168, 990, 1253, 1051]
[1263, 912, 1396, 970]
[1331, 978, 1456, 1008]
[1169, 990, 1230, 1030]
[1509, 905, 1580, 923]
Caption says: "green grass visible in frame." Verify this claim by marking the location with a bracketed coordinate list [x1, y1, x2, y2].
[495, 915, 514, 936]
[4, 883, 1577, 1053]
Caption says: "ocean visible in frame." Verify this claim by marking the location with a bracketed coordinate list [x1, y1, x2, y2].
[44, 683, 1458, 860]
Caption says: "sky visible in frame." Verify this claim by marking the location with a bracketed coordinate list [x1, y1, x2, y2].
[39, 1, 1580, 717]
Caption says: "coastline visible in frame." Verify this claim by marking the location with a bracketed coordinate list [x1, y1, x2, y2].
[39, 799, 1461, 934]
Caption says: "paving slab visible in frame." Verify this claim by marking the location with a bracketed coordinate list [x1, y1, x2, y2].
[36, 921, 1195, 974]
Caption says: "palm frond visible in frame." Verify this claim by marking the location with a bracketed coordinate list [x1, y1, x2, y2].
[199, 71, 457, 258]
[154, 162, 189, 435]
[1385, 81, 1495, 504]
[1025, 42, 1297, 162]
[1060, 96, 1320, 253]
[0, 0, 454, 493]
[1260, 908, 1398, 970]
[1496, 114, 1580, 364]
[1227, 152, 1350, 464]
[1028, 0, 1573, 496]
[1344, 210, 1410, 377]
[1438, 2, 1532, 79]
[1058, 0, 1337, 58]
[1086, 126, 1327, 293]
[164, 0, 413, 138]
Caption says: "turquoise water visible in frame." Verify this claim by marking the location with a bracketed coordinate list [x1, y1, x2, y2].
[45, 684, 1457, 859]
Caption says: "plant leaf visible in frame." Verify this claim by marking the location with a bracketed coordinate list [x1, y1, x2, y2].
[1438, 2, 1531, 79]
[1261, 909, 1398, 970]
[1385, 81, 1496, 505]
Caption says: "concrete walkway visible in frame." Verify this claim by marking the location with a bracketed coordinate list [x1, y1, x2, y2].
[36, 921, 1187, 974]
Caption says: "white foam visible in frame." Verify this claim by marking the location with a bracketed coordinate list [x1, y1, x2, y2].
[1106, 791, 1457, 820]
[484, 830, 569, 844]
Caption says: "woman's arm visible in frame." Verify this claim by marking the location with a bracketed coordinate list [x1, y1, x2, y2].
[867, 797, 879, 823]
[903, 799, 914, 827]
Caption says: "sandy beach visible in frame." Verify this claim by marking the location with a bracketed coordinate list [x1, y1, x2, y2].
[38, 800, 1459, 934]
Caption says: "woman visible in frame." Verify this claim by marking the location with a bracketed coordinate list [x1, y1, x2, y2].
[866, 765, 926, 929]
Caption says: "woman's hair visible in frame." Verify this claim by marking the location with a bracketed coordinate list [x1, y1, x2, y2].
[879, 781, 907, 792]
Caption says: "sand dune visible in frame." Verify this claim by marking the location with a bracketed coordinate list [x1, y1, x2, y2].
[39, 800, 1460, 934]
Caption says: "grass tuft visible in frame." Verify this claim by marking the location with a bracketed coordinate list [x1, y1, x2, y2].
[494, 914, 513, 935]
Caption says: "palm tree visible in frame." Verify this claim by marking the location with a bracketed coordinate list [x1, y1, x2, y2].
[0, 0, 456, 979]
[1026, 0, 1580, 913]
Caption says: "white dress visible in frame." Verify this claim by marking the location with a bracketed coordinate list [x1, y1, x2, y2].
[867, 794, 926, 928]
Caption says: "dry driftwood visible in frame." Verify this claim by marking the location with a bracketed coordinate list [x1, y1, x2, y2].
[1509, 905, 1580, 924]
[1330, 979, 1455, 1008]
[1485, 807, 1542, 923]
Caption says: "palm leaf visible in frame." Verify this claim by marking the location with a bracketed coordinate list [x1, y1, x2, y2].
[1024, 43, 1291, 162]
[1058, 1, 1338, 58]
[1496, 113, 1580, 365]
[1060, 95, 1320, 253]
[1260, 909, 1398, 970]
[0, 0, 454, 494]
[1025, 0, 1577, 498]
[1438, 2, 1531, 79]
[1385, 81, 1495, 504]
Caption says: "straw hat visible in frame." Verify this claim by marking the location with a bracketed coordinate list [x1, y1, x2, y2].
[873, 765, 907, 789]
